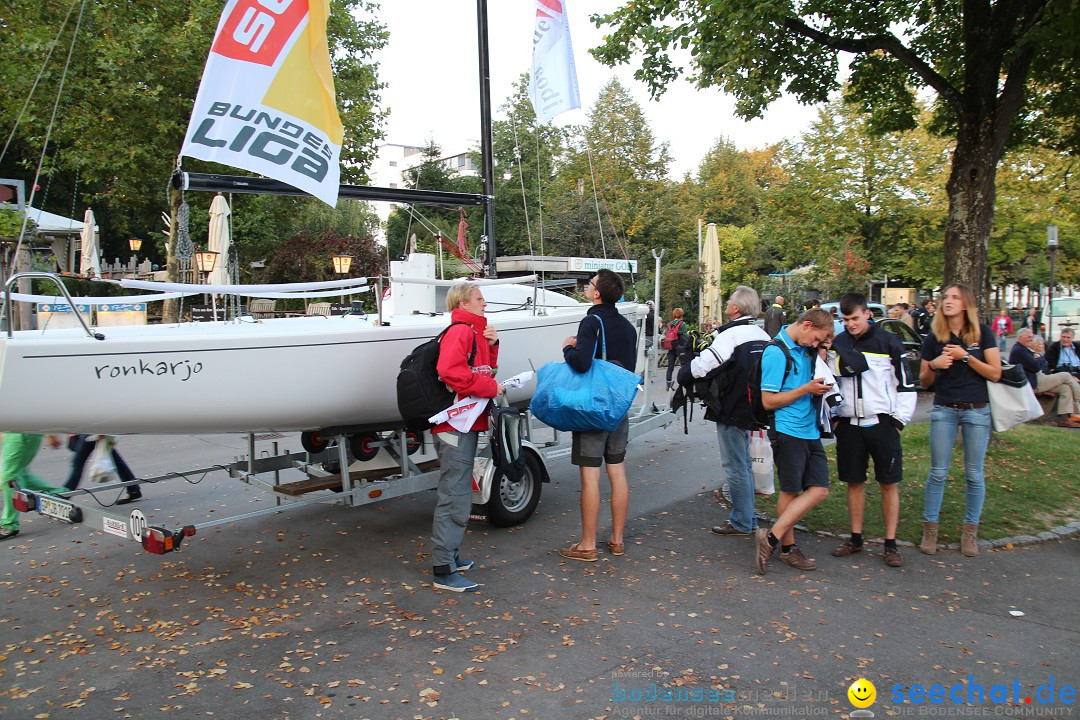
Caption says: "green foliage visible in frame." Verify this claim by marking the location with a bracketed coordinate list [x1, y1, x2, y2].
[0, 0, 386, 266]
[263, 228, 386, 286]
[590, 0, 1079, 307]
[0, 208, 25, 238]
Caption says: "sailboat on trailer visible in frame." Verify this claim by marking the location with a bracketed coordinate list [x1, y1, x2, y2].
[0, 0, 648, 436]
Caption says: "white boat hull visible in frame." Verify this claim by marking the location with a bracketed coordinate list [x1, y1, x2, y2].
[0, 303, 645, 435]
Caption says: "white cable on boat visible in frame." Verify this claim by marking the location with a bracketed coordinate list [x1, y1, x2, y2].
[242, 287, 370, 300]
[1, 291, 194, 303]
[389, 275, 537, 287]
[117, 277, 368, 294]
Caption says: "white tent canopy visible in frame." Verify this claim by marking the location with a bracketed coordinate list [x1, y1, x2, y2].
[25, 207, 95, 237]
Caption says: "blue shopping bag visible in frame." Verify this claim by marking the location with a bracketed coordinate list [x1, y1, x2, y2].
[531, 317, 641, 432]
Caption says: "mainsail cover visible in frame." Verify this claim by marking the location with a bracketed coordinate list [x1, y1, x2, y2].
[180, 0, 344, 206]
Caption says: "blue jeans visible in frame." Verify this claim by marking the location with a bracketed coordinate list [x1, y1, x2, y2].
[715, 423, 757, 533]
[923, 405, 992, 525]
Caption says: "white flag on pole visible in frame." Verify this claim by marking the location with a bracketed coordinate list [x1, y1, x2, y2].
[530, 0, 581, 123]
[180, 0, 343, 207]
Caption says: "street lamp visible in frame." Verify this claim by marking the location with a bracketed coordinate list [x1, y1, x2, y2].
[332, 253, 353, 276]
[128, 238, 144, 278]
[194, 249, 220, 320]
[1048, 224, 1058, 339]
[194, 249, 219, 277]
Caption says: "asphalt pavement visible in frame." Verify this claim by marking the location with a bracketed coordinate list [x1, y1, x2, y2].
[1, 376, 1077, 720]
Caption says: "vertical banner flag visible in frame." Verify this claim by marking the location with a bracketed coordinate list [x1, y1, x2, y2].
[180, 0, 344, 206]
[530, 0, 581, 123]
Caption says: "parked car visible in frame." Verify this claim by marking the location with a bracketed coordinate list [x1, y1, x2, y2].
[877, 318, 924, 389]
[820, 301, 887, 319]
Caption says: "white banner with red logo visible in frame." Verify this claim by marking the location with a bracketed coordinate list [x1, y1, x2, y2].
[530, 0, 581, 123]
[180, 0, 343, 206]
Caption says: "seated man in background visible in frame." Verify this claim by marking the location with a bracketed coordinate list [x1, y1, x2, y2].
[1046, 327, 1080, 378]
[1009, 328, 1080, 428]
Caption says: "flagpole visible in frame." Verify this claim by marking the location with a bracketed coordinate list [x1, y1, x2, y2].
[477, 0, 496, 278]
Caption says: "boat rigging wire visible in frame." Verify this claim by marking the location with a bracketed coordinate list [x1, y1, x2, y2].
[585, 133, 607, 259]
[3, 0, 90, 303]
[0, 0, 81, 165]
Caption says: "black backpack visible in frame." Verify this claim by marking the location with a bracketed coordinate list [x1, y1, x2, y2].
[748, 338, 796, 430]
[396, 322, 477, 431]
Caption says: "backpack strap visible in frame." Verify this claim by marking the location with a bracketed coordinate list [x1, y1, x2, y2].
[440, 321, 478, 366]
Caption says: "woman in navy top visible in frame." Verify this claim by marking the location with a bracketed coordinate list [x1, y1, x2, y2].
[918, 284, 1001, 558]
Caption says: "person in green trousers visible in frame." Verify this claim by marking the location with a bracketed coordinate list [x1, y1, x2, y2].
[1, 433, 63, 542]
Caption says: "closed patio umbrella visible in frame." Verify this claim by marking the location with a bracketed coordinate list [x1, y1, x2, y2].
[79, 208, 101, 278]
[701, 222, 722, 323]
[207, 193, 231, 287]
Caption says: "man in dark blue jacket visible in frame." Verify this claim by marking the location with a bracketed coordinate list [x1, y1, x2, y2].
[558, 269, 637, 562]
[1009, 328, 1080, 428]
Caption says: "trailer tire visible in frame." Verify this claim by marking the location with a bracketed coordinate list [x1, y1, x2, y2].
[349, 432, 380, 462]
[485, 451, 543, 527]
[301, 430, 329, 453]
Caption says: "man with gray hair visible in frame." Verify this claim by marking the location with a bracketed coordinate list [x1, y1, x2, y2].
[679, 286, 770, 536]
[1009, 328, 1080, 428]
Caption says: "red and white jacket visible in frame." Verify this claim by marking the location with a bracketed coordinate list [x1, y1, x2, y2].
[433, 307, 500, 434]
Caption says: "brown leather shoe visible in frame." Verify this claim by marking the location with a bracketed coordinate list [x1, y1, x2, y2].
[779, 547, 817, 571]
[755, 528, 774, 575]
[1070, 415, 1080, 423]
[1057, 418, 1080, 428]
[712, 521, 751, 536]
[883, 547, 904, 567]
[831, 539, 863, 557]
[558, 544, 598, 562]
[606, 541, 624, 556]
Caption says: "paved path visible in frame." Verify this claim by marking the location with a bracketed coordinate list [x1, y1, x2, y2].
[1, 381, 1076, 719]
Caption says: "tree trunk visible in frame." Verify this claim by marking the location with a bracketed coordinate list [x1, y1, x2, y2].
[942, 122, 1000, 315]
[162, 185, 183, 323]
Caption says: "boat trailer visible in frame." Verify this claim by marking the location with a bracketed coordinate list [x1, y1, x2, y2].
[13, 406, 674, 555]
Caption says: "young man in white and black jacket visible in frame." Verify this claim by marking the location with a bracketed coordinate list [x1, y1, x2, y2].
[678, 285, 770, 538]
[829, 292, 917, 568]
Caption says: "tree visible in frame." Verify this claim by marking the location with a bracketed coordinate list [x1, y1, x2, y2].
[0, 0, 387, 258]
[590, 0, 1080, 309]
[263, 228, 385, 289]
[549, 79, 672, 254]
[487, 75, 567, 258]
[763, 98, 951, 289]
[694, 138, 775, 227]
[383, 140, 481, 262]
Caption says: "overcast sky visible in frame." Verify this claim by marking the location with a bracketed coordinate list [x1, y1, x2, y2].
[369, 1, 824, 178]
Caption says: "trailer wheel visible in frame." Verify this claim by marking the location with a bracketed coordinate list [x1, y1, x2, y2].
[349, 432, 381, 462]
[405, 431, 422, 455]
[485, 451, 543, 527]
[301, 430, 329, 453]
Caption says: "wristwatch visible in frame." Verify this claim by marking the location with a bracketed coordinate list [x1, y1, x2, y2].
[961, 354, 970, 364]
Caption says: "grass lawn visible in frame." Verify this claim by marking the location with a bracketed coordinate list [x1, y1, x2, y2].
[753, 422, 1080, 544]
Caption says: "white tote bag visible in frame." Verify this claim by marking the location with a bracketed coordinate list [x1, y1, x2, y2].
[987, 379, 1042, 432]
[749, 430, 775, 495]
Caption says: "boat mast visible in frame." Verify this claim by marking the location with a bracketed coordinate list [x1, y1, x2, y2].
[476, 0, 496, 278]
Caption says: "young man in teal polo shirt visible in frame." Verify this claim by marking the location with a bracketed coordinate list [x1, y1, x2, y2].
[755, 308, 835, 574]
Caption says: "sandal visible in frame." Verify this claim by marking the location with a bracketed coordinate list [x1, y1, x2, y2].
[606, 541, 624, 556]
[558, 543, 598, 562]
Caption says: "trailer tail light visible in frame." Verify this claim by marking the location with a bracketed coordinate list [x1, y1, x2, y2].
[141, 525, 196, 555]
[13, 490, 34, 513]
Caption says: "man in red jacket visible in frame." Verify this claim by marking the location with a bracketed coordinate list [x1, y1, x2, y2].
[430, 282, 502, 592]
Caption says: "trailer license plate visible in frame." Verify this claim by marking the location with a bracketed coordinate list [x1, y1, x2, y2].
[38, 495, 80, 523]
